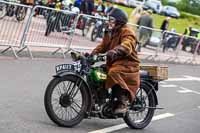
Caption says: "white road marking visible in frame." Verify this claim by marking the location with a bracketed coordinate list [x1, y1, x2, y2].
[183, 75, 200, 81]
[177, 87, 200, 95]
[167, 76, 200, 82]
[160, 84, 177, 88]
[160, 81, 167, 84]
[167, 78, 195, 81]
[88, 113, 174, 133]
[197, 106, 200, 109]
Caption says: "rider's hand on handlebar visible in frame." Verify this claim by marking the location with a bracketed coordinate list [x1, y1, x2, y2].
[106, 49, 118, 64]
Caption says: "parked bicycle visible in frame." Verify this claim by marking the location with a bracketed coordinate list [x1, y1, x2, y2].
[90, 13, 107, 41]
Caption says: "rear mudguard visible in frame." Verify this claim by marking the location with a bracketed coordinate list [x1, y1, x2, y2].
[140, 79, 158, 105]
[53, 72, 93, 115]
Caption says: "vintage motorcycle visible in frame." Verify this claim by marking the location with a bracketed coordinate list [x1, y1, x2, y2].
[44, 51, 163, 129]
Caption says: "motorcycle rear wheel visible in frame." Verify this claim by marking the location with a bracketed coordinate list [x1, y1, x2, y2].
[123, 83, 156, 129]
[44, 75, 89, 127]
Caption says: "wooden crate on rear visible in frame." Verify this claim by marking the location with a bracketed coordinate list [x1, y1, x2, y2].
[140, 65, 168, 80]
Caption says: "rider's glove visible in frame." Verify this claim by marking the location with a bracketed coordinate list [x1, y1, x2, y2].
[106, 45, 128, 65]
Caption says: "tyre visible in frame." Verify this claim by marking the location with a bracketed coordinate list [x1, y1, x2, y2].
[91, 27, 98, 42]
[185, 45, 192, 52]
[44, 75, 89, 127]
[123, 83, 156, 129]
[82, 19, 90, 37]
[0, 3, 6, 19]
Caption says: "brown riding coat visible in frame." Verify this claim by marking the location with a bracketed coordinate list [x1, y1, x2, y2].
[92, 25, 140, 102]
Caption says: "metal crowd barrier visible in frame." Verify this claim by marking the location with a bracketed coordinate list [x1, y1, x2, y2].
[180, 35, 200, 64]
[128, 23, 164, 61]
[0, 0, 32, 57]
[0, 1, 199, 63]
[18, 5, 78, 58]
[127, 23, 200, 64]
[67, 13, 108, 52]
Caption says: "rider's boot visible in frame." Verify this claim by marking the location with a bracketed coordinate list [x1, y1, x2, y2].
[114, 89, 129, 114]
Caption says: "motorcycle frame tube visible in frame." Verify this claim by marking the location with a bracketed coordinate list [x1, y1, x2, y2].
[140, 79, 158, 105]
[53, 71, 93, 117]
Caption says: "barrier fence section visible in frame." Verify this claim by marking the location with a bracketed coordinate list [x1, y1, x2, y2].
[18, 5, 79, 58]
[0, 1, 199, 63]
[180, 35, 200, 64]
[128, 23, 200, 64]
[128, 23, 163, 61]
[0, 0, 32, 57]
[67, 13, 108, 52]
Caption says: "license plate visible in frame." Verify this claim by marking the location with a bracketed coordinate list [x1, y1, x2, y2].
[55, 64, 74, 73]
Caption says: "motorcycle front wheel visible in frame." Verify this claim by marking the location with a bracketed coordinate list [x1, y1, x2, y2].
[123, 83, 156, 129]
[44, 75, 89, 127]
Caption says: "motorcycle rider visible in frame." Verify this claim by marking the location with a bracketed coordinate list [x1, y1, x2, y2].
[91, 8, 140, 114]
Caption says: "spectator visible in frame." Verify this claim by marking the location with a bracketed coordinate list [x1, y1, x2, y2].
[182, 26, 197, 51]
[80, 0, 87, 14]
[96, 0, 105, 15]
[129, 5, 143, 31]
[74, 0, 82, 9]
[160, 17, 170, 42]
[54, 0, 62, 32]
[62, 0, 73, 9]
[137, 10, 154, 52]
[87, 0, 94, 15]
[183, 26, 192, 36]
[104, 0, 113, 15]
[160, 17, 170, 31]
[198, 32, 200, 40]
[80, 0, 94, 15]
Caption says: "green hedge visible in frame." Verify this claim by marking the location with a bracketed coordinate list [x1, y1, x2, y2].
[180, 12, 200, 26]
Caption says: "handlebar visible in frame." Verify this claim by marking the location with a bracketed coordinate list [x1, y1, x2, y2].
[70, 51, 106, 63]
[92, 54, 106, 62]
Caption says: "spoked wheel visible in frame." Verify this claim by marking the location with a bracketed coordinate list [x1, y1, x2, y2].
[82, 19, 90, 37]
[124, 83, 156, 129]
[0, 3, 6, 19]
[91, 27, 98, 42]
[44, 75, 89, 127]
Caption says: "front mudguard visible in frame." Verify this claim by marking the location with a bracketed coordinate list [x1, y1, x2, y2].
[53, 72, 93, 116]
[140, 79, 158, 105]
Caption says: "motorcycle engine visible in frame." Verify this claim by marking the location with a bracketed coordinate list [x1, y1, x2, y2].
[100, 102, 114, 119]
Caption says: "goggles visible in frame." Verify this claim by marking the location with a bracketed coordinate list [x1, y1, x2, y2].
[108, 16, 116, 23]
